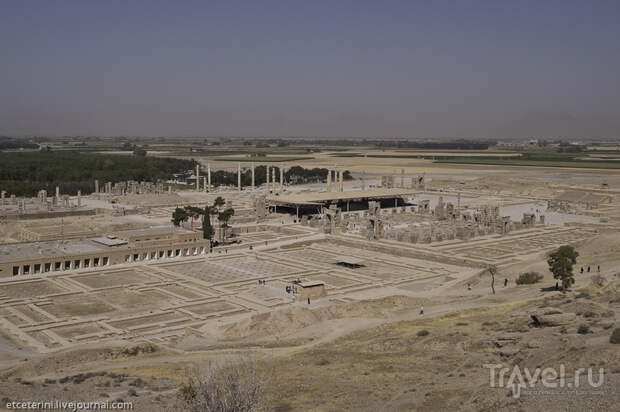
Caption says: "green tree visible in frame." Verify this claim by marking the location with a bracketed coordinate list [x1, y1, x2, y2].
[184, 206, 202, 229]
[171, 207, 189, 227]
[213, 196, 225, 208]
[133, 147, 147, 157]
[202, 205, 214, 244]
[547, 245, 579, 291]
[218, 208, 235, 240]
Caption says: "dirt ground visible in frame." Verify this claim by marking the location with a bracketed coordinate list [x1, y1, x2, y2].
[1, 230, 618, 411]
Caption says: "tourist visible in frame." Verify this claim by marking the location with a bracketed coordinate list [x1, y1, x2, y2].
[419, 305, 424, 315]
[504, 278, 508, 287]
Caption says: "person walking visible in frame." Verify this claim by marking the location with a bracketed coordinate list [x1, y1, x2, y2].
[419, 305, 424, 315]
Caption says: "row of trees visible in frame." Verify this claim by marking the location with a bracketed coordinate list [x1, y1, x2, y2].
[172, 197, 235, 246]
[0, 139, 39, 150]
[0, 151, 196, 196]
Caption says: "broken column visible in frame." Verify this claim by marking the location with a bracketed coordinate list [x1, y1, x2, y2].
[251, 162, 255, 189]
[280, 167, 284, 192]
[207, 164, 212, 192]
[237, 162, 241, 191]
[327, 169, 332, 192]
[196, 165, 200, 191]
[55, 186, 60, 203]
[77, 190, 81, 207]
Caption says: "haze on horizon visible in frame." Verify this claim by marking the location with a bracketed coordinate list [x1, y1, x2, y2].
[1, 0, 619, 139]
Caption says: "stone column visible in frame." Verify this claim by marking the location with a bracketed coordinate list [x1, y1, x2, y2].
[237, 163, 241, 191]
[401, 169, 405, 188]
[279, 167, 284, 191]
[251, 162, 255, 189]
[55, 186, 60, 202]
[1, 190, 5, 206]
[339, 170, 344, 192]
[203, 177, 207, 192]
[207, 164, 212, 192]
[196, 165, 200, 191]
[362, 171, 366, 190]
[272, 167, 276, 193]
[95, 180, 99, 193]
[266, 165, 270, 192]
[77, 191, 81, 207]
[327, 170, 332, 192]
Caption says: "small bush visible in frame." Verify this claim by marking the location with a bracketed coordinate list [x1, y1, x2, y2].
[175, 359, 269, 412]
[127, 388, 138, 397]
[455, 322, 468, 326]
[516, 272, 544, 285]
[577, 324, 590, 334]
[610, 328, 620, 344]
[129, 378, 145, 387]
[583, 311, 598, 318]
[417, 330, 430, 337]
[315, 358, 330, 366]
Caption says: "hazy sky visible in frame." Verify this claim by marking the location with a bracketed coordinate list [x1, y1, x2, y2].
[1, 0, 619, 138]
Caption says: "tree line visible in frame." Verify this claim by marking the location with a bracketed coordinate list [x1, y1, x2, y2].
[0, 151, 196, 196]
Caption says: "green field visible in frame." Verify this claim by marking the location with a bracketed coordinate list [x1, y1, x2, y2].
[435, 158, 620, 169]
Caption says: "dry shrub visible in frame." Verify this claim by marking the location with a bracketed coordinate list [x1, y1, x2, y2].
[168, 359, 270, 412]
[516, 272, 543, 285]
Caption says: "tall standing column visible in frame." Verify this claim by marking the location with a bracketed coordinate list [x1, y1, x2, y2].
[251, 162, 255, 189]
[196, 165, 200, 191]
[272, 167, 276, 193]
[203, 177, 207, 192]
[207, 164, 211, 192]
[266, 165, 270, 192]
[279, 167, 284, 192]
[339, 170, 344, 192]
[77, 190, 81, 207]
[94, 180, 99, 193]
[56, 186, 60, 202]
[327, 170, 332, 192]
[237, 163, 241, 191]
